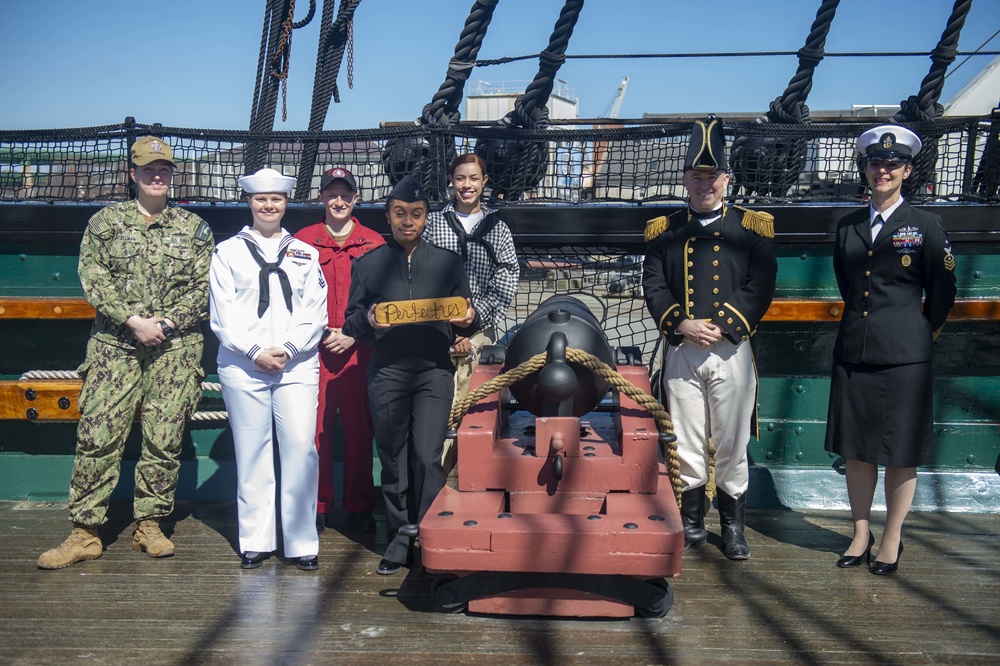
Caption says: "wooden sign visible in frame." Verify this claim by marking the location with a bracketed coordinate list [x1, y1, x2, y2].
[374, 296, 468, 326]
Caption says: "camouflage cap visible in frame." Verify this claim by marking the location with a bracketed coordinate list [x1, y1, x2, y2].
[131, 136, 177, 167]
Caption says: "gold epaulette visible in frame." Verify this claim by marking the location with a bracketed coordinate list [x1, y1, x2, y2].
[734, 206, 775, 238]
[644, 215, 669, 242]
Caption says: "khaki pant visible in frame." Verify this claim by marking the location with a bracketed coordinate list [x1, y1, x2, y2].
[443, 327, 496, 467]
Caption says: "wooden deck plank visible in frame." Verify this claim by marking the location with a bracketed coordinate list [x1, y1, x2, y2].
[1, 500, 998, 665]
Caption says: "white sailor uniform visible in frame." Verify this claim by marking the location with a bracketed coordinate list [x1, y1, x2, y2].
[210, 227, 328, 558]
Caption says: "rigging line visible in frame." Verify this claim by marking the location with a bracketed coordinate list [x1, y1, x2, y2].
[473, 50, 1000, 66]
[946, 27, 1000, 80]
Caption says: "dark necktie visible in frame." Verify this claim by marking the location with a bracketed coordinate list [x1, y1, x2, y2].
[871, 214, 884, 241]
[243, 238, 293, 318]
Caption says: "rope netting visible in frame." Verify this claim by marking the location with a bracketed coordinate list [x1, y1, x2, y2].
[1, 117, 995, 204]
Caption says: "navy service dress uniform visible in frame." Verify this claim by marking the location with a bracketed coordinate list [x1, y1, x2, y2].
[825, 183, 956, 466]
[642, 117, 777, 559]
[210, 171, 328, 562]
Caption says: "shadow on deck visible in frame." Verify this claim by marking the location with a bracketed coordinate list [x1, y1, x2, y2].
[1, 500, 998, 665]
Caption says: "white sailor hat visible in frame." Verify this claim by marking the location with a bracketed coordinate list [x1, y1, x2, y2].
[857, 125, 922, 162]
[237, 168, 296, 194]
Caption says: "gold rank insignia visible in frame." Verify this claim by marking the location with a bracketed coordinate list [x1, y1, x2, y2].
[644, 215, 669, 242]
[901, 255, 911, 267]
[944, 252, 955, 271]
[733, 206, 775, 238]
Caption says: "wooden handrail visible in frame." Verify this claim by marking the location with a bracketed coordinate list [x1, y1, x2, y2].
[2, 296, 999, 322]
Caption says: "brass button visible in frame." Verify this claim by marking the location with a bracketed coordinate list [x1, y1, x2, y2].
[673, 311, 680, 317]
[718, 310, 725, 317]
[863, 311, 868, 317]
[687, 247, 694, 254]
[868, 250, 873, 257]
[714, 245, 721, 251]
[688, 302, 694, 308]
[713, 275, 720, 281]
[865, 271, 871, 277]
[742, 335, 748, 340]
[713, 288, 719, 294]
[713, 260, 719, 266]
[687, 261, 694, 267]
[736, 326, 742, 331]
[666, 321, 673, 327]
[864, 291, 869, 297]
[714, 302, 720, 307]
[688, 288, 694, 294]
[714, 232, 720, 237]
[727, 318, 733, 324]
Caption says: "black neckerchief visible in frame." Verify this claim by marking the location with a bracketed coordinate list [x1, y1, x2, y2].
[243, 238, 293, 318]
[687, 204, 726, 224]
[443, 208, 501, 266]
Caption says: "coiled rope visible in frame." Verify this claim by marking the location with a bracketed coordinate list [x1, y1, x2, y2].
[446, 347, 682, 505]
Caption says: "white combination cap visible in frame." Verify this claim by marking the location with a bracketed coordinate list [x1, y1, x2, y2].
[238, 168, 296, 194]
[857, 125, 922, 162]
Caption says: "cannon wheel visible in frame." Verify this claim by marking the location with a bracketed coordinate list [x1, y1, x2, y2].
[430, 574, 466, 614]
[635, 578, 673, 619]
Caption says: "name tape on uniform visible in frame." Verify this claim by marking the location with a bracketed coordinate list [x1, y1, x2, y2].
[374, 296, 467, 326]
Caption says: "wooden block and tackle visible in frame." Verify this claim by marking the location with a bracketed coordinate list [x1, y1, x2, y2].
[373, 296, 468, 326]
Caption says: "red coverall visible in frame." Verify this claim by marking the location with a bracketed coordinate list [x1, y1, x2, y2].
[294, 220, 385, 514]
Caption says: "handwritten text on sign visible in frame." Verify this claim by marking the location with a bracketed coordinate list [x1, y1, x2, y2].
[374, 296, 467, 326]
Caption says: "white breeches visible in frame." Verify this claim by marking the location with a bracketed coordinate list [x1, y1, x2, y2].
[219, 358, 320, 558]
[662, 338, 756, 497]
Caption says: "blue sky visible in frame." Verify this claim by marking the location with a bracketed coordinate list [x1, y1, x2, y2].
[1, 0, 998, 130]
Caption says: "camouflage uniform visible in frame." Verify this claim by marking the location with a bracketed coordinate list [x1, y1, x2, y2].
[68, 200, 214, 526]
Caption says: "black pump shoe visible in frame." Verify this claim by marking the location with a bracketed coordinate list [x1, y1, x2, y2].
[870, 542, 903, 575]
[240, 551, 265, 569]
[836, 531, 875, 568]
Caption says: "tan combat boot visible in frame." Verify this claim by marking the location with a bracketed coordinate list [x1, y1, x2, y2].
[132, 518, 175, 558]
[37, 525, 103, 569]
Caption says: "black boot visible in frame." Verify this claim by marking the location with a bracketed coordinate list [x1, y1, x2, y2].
[680, 486, 709, 550]
[717, 490, 751, 560]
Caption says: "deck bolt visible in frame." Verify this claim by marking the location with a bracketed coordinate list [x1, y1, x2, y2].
[25, 388, 37, 401]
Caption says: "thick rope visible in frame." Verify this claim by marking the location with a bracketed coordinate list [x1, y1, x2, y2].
[447, 347, 682, 505]
[392, 0, 498, 200]
[295, 0, 363, 199]
[471, 50, 1000, 66]
[247, 0, 288, 173]
[422, 0, 499, 128]
[20, 371, 222, 394]
[17, 371, 227, 421]
[893, 0, 973, 197]
[510, 0, 584, 130]
[475, 0, 584, 202]
[772, 0, 840, 121]
[731, 0, 840, 198]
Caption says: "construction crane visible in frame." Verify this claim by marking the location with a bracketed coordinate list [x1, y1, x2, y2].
[599, 76, 629, 119]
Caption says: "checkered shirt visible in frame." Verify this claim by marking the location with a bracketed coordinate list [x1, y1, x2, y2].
[424, 201, 519, 330]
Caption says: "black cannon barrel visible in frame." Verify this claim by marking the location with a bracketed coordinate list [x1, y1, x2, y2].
[503, 295, 615, 417]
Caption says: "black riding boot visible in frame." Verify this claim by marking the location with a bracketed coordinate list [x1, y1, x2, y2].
[680, 486, 709, 550]
[717, 490, 750, 560]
